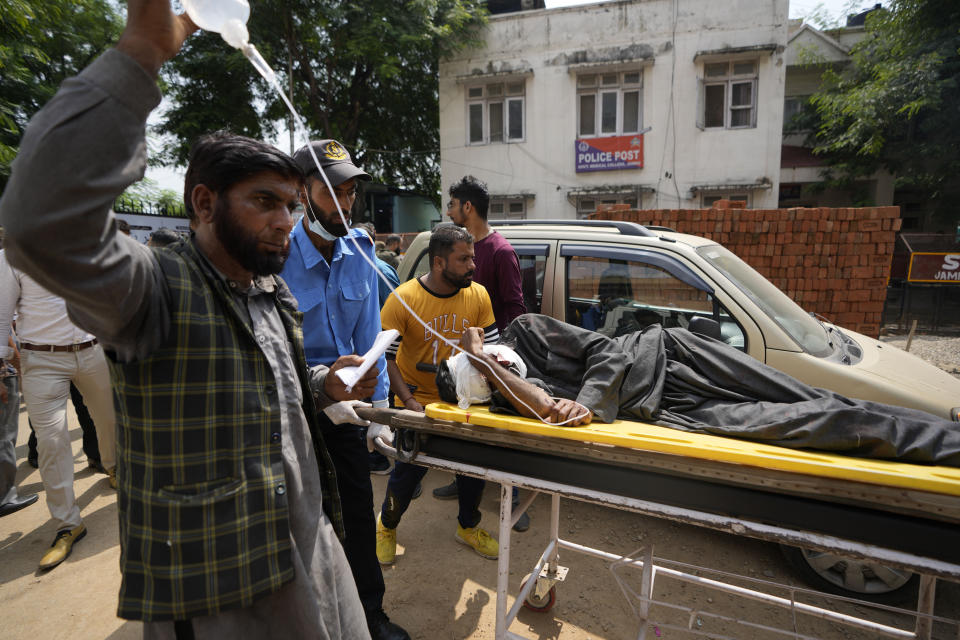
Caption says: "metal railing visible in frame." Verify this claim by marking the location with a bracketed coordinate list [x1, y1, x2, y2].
[113, 197, 187, 218]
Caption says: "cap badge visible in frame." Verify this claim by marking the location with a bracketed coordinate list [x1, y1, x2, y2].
[323, 141, 348, 161]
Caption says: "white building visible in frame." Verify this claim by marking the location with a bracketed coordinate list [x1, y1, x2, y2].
[439, 0, 789, 218]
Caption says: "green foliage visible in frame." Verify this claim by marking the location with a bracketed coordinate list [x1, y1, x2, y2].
[117, 177, 184, 215]
[808, 0, 960, 221]
[0, 0, 123, 191]
[157, 0, 487, 202]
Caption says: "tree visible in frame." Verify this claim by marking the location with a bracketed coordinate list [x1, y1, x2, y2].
[157, 0, 487, 202]
[116, 177, 185, 217]
[808, 0, 960, 221]
[0, 0, 123, 191]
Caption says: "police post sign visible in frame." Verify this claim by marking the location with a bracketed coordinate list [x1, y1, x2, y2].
[907, 253, 960, 283]
[575, 135, 644, 173]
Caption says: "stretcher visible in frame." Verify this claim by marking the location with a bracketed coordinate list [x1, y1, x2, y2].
[363, 404, 960, 639]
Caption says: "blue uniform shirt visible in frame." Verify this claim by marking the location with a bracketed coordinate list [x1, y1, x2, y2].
[374, 258, 400, 308]
[281, 222, 389, 403]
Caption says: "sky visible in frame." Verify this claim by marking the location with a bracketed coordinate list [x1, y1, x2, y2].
[144, 0, 880, 194]
[543, 0, 877, 20]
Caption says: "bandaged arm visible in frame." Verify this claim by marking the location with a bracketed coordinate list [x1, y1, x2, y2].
[459, 327, 592, 426]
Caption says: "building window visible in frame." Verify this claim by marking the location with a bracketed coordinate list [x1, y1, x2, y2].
[702, 193, 750, 208]
[466, 81, 525, 145]
[783, 95, 810, 132]
[577, 71, 642, 138]
[575, 195, 639, 219]
[700, 61, 757, 129]
[489, 198, 526, 220]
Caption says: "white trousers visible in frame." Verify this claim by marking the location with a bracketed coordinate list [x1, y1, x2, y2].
[20, 344, 116, 530]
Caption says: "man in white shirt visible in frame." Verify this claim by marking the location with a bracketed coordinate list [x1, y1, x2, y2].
[0, 250, 117, 570]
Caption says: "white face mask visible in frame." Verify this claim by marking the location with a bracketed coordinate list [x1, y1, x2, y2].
[303, 188, 340, 242]
[447, 345, 527, 409]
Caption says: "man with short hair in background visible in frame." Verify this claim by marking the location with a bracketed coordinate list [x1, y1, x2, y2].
[148, 226, 180, 247]
[435, 175, 530, 530]
[376, 234, 402, 269]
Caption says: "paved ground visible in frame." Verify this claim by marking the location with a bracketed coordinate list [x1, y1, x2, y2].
[2, 386, 959, 639]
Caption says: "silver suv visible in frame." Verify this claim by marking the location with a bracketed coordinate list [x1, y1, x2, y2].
[398, 219, 960, 602]
[400, 219, 960, 421]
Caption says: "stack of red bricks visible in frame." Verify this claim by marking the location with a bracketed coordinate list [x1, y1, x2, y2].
[591, 203, 901, 338]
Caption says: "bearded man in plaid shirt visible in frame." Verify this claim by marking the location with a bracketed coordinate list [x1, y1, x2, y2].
[0, 2, 379, 637]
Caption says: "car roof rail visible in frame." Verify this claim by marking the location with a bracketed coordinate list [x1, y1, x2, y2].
[490, 219, 656, 237]
[645, 225, 677, 233]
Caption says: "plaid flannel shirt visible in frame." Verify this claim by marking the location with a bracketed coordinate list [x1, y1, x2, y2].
[110, 239, 343, 621]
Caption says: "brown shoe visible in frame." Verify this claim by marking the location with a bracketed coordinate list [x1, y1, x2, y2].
[39, 524, 87, 571]
[108, 467, 117, 490]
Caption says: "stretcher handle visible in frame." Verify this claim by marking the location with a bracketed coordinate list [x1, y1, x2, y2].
[356, 406, 423, 463]
[354, 405, 424, 425]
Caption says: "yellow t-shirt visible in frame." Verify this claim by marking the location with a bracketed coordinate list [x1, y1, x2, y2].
[382, 277, 498, 405]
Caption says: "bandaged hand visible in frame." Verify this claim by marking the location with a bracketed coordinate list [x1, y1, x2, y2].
[366, 422, 394, 453]
[323, 400, 372, 426]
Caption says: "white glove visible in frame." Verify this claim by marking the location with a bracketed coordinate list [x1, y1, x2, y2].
[366, 422, 394, 453]
[323, 400, 371, 426]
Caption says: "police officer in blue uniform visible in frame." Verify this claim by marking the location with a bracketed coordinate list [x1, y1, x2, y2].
[281, 139, 409, 640]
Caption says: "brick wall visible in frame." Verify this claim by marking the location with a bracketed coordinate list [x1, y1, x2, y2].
[590, 204, 901, 338]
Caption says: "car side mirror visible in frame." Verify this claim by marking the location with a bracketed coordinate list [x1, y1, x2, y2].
[688, 316, 722, 341]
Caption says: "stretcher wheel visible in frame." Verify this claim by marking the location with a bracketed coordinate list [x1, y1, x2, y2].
[520, 575, 556, 612]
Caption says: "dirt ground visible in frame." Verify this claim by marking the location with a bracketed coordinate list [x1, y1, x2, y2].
[1, 403, 958, 640]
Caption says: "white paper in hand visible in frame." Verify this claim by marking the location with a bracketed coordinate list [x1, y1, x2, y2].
[335, 329, 399, 392]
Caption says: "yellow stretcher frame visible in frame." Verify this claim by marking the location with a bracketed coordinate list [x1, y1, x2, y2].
[425, 403, 960, 497]
[370, 404, 960, 640]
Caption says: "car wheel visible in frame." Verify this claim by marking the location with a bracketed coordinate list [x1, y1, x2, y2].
[779, 545, 919, 605]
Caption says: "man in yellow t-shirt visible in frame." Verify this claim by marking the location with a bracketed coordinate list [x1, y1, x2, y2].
[376, 225, 500, 563]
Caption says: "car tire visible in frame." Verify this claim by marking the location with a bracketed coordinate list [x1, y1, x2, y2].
[779, 545, 919, 605]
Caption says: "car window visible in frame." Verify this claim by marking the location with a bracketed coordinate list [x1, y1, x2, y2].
[696, 244, 831, 356]
[564, 253, 746, 350]
[515, 245, 548, 315]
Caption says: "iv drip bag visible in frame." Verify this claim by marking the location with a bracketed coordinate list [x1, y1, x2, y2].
[182, 0, 251, 49]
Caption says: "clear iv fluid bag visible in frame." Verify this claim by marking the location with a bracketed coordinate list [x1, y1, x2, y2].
[182, 0, 276, 83]
[182, 0, 250, 49]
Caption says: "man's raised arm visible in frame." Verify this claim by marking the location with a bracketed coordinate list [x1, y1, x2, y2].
[0, 1, 197, 360]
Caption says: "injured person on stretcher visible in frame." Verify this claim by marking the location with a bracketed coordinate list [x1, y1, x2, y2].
[435, 313, 960, 467]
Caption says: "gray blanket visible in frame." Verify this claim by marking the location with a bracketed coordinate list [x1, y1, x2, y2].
[494, 314, 960, 466]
